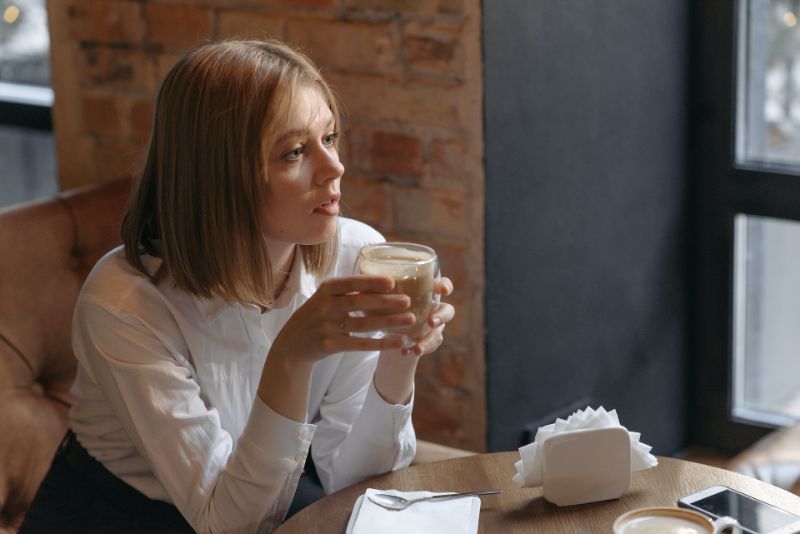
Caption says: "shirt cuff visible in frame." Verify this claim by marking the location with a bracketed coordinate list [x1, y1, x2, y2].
[362, 379, 414, 436]
[241, 397, 317, 462]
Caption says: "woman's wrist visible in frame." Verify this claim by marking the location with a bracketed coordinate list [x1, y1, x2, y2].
[258, 349, 315, 422]
[373, 350, 417, 405]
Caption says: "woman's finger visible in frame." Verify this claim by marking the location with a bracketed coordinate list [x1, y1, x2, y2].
[322, 332, 406, 353]
[433, 277, 454, 297]
[330, 292, 410, 313]
[406, 325, 445, 356]
[427, 302, 455, 328]
[321, 275, 395, 296]
[344, 312, 416, 333]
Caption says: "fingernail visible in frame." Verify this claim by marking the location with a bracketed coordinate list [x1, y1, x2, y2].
[401, 348, 409, 356]
[413, 346, 423, 355]
[431, 317, 442, 327]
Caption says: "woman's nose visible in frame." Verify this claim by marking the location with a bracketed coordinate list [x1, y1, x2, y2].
[314, 146, 344, 184]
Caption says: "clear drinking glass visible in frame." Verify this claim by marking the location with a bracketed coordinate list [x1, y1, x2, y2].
[355, 242, 440, 349]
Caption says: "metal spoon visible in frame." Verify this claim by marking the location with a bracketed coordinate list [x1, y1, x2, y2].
[367, 489, 502, 511]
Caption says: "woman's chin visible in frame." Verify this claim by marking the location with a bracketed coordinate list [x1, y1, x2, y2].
[300, 219, 338, 245]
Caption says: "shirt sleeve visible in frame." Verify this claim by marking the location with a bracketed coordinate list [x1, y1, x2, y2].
[310, 350, 416, 493]
[73, 297, 315, 533]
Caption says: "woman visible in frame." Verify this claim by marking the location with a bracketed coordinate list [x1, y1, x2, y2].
[21, 40, 454, 533]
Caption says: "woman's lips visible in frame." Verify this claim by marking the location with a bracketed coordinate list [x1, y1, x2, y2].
[314, 198, 339, 216]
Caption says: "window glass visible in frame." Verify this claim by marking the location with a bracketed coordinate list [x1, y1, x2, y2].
[738, 0, 800, 167]
[0, 0, 57, 208]
[733, 214, 800, 426]
[0, 0, 50, 86]
[0, 124, 56, 208]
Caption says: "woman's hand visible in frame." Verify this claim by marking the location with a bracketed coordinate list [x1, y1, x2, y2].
[260, 275, 415, 421]
[270, 275, 414, 364]
[373, 277, 455, 405]
[404, 276, 455, 356]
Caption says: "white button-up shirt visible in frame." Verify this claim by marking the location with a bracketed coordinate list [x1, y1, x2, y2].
[69, 218, 416, 533]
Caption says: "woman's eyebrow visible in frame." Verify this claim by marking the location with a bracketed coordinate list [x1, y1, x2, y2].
[276, 129, 307, 144]
[275, 118, 336, 144]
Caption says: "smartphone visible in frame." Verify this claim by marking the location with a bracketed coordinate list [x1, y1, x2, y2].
[678, 485, 800, 534]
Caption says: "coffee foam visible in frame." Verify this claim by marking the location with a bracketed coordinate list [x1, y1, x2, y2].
[615, 508, 712, 534]
[362, 245, 432, 262]
[358, 247, 435, 280]
[620, 516, 709, 533]
[358, 244, 437, 343]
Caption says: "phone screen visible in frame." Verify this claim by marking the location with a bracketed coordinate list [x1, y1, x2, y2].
[691, 488, 799, 532]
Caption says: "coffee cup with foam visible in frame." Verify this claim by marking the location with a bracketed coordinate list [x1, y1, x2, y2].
[613, 507, 742, 534]
[356, 242, 440, 348]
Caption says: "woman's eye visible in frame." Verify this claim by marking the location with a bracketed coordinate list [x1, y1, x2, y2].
[283, 146, 304, 161]
[323, 132, 340, 146]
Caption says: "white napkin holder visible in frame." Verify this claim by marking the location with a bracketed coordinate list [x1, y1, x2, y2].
[542, 426, 632, 507]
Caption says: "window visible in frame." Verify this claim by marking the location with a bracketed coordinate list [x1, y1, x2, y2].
[692, 0, 800, 451]
[738, 0, 800, 167]
[0, 0, 57, 209]
[733, 214, 800, 426]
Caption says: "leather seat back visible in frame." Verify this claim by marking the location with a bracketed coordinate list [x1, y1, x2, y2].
[0, 179, 130, 528]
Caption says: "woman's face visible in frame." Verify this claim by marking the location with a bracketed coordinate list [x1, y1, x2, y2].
[262, 86, 344, 246]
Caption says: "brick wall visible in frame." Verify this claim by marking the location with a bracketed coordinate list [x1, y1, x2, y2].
[47, 0, 486, 452]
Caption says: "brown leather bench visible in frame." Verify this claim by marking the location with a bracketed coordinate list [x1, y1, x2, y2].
[0, 178, 473, 530]
[0, 178, 130, 529]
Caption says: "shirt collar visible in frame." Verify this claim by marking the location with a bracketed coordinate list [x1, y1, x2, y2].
[190, 247, 319, 325]
[139, 253, 233, 326]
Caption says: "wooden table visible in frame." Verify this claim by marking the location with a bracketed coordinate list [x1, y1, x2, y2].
[276, 452, 800, 533]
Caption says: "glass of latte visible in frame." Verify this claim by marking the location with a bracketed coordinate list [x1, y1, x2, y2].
[356, 242, 440, 348]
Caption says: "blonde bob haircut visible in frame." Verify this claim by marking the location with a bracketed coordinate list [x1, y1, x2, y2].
[122, 40, 341, 308]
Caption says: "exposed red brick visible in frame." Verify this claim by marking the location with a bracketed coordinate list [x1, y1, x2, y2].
[403, 20, 463, 79]
[154, 52, 185, 83]
[216, 10, 285, 40]
[406, 35, 455, 63]
[427, 137, 470, 190]
[342, 126, 371, 173]
[80, 46, 156, 93]
[370, 130, 423, 177]
[393, 187, 469, 239]
[287, 19, 399, 74]
[345, 0, 458, 16]
[145, 3, 213, 49]
[345, 126, 425, 182]
[67, 0, 143, 44]
[267, 0, 338, 7]
[439, 293, 469, 339]
[81, 94, 123, 136]
[437, 346, 468, 388]
[426, 239, 468, 292]
[94, 138, 147, 181]
[438, 0, 464, 14]
[326, 73, 462, 127]
[340, 173, 393, 231]
[413, 386, 465, 440]
[130, 99, 154, 141]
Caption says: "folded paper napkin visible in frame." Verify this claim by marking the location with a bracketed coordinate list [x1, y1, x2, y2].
[346, 488, 480, 534]
[512, 406, 658, 487]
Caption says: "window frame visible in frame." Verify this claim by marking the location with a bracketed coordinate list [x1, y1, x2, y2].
[690, 0, 800, 452]
[0, 82, 52, 130]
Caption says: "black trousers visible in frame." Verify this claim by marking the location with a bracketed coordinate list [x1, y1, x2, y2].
[19, 431, 325, 533]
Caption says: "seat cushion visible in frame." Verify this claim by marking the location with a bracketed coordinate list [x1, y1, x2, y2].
[729, 425, 800, 495]
[0, 179, 129, 528]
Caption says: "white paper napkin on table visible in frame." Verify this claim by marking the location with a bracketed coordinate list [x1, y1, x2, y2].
[346, 488, 480, 534]
[512, 406, 658, 487]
